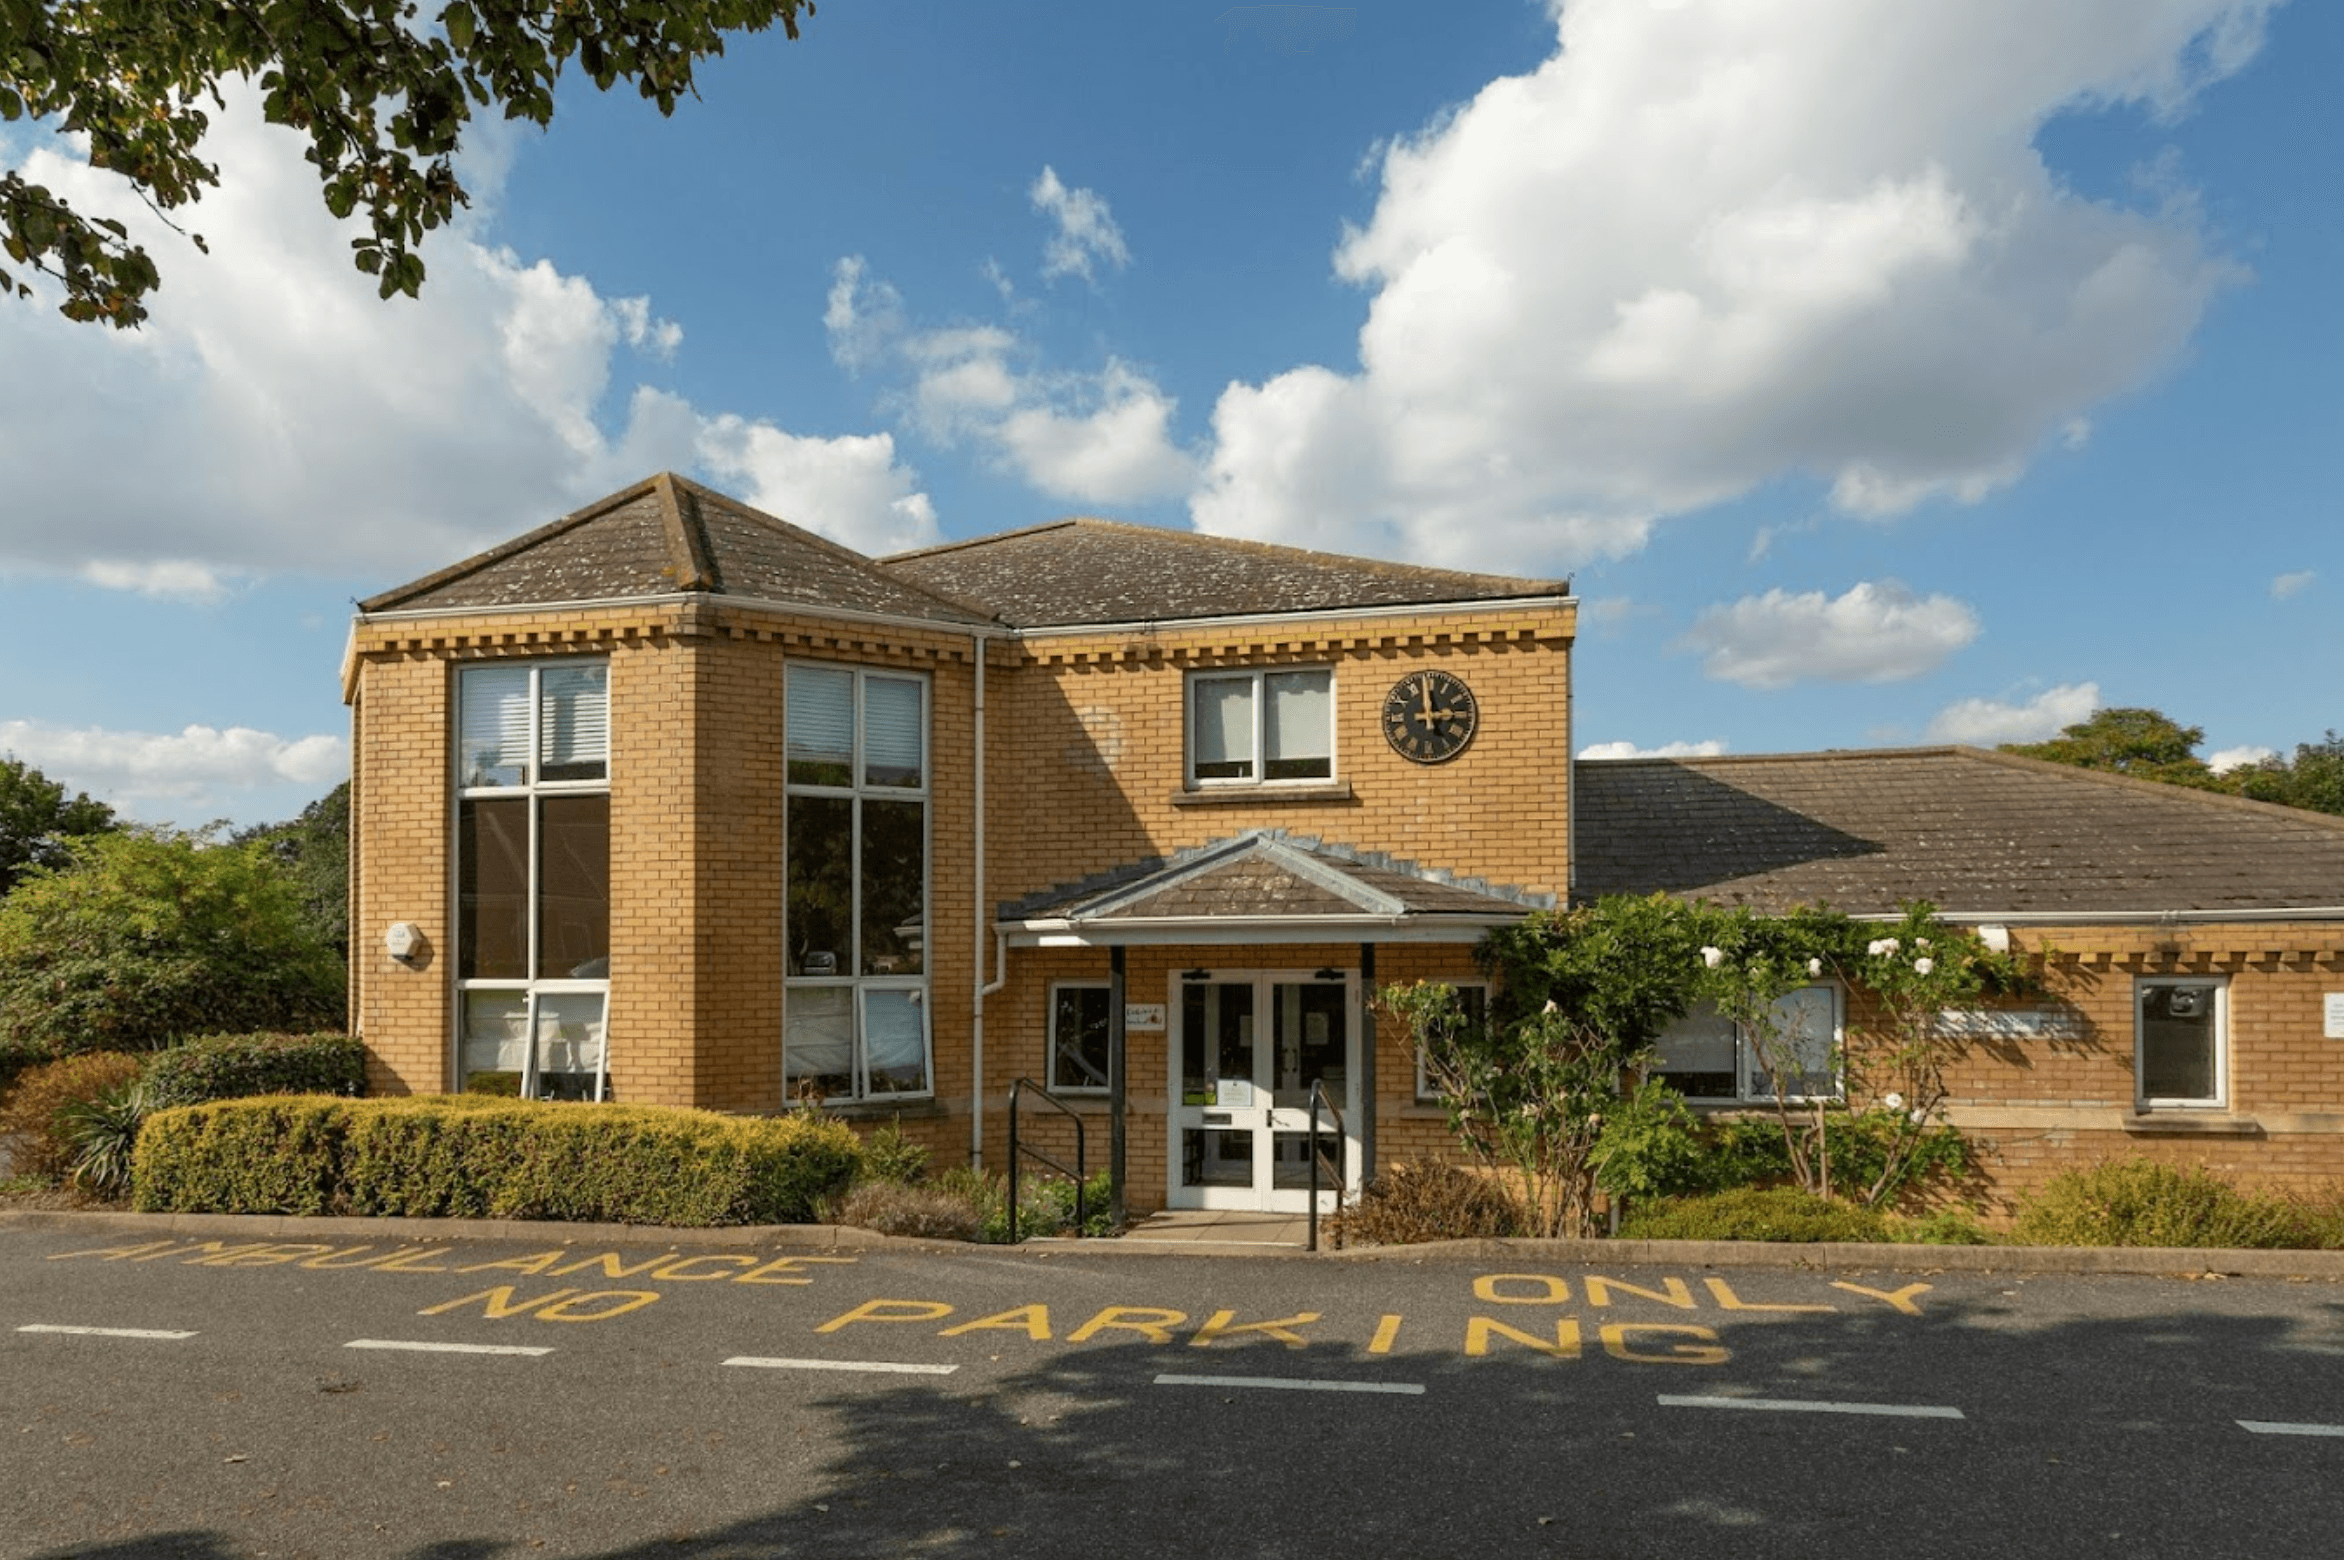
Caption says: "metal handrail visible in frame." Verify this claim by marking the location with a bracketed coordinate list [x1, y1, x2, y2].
[1006, 1077, 1087, 1245]
[1306, 1080, 1347, 1252]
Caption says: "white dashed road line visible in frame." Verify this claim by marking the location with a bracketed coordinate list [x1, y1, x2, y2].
[2238, 1421, 2344, 1438]
[724, 1356, 959, 1376]
[1660, 1394, 1964, 1420]
[344, 1339, 554, 1357]
[18, 1325, 199, 1341]
[1156, 1373, 1426, 1396]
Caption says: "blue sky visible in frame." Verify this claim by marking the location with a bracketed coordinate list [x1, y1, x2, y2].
[1, 0, 2336, 826]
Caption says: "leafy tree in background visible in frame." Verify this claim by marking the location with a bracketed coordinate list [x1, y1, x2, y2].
[0, 827, 344, 1060]
[1999, 707, 2221, 789]
[234, 780, 350, 959]
[3, 0, 818, 327]
[2228, 732, 2344, 818]
[0, 755, 116, 898]
[2001, 708, 2344, 817]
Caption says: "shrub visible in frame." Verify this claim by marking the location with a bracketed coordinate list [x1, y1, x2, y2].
[834, 1181, 982, 1240]
[2010, 1159, 2321, 1249]
[133, 1096, 864, 1226]
[1617, 1186, 1893, 1243]
[61, 1077, 154, 1199]
[989, 1167, 1116, 1241]
[143, 1032, 366, 1108]
[1330, 1159, 1527, 1246]
[854, 1119, 931, 1186]
[0, 1052, 146, 1181]
[0, 829, 343, 1058]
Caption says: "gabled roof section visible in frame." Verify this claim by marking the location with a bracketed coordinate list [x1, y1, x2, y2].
[1573, 746, 2344, 918]
[881, 517, 1570, 629]
[358, 473, 1002, 629]
[1004, 830, 1555, 936]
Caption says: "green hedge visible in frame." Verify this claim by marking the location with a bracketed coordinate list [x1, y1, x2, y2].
[132, 1096, 863, 1226]
[142, 1032, 366, 1108]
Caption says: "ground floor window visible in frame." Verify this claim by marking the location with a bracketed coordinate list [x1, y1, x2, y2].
[454, 789, 610, 1099]
[1652, 986, 1841, 1103]
[2137, 978, 2226, 1108]
[1051, 982, 1112, 1093]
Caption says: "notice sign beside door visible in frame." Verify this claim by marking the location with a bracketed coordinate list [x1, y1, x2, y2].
[2325, 993, 2344, 1039]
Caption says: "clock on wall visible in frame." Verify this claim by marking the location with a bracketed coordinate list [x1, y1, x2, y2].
[1382, 669, 1479, 764]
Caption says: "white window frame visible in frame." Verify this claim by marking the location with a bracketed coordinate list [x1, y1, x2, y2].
[1185, 666, 1336, 788]
[1049, 981, 1113, 1095]
[783, 661, 934, 1104]
[1412, 981, 1490, 1103]
[451, 659, 611, 1102]
[1651, 986, 1844, 1105]
[2135, 977, 2228, 1111]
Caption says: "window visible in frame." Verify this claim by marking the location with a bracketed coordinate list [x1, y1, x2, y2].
[1413, 982, 1489, 1103]
[785, 663, 931, 1102]
[1188, 668, 1333, 785]
[2137, 978, 2226, 1109]
[454, 660, 610, 1100]
[1051, 983, 1113, 1093]
[1652, 987, 1842, 1103]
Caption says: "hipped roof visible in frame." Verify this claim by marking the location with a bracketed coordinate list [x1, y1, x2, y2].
[358, 473, 1001, 629]
[1573, 746, 2344, 918]
[359, 477, 1567, 631]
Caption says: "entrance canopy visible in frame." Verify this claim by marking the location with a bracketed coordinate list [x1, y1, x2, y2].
[997, 829, 1547, 947]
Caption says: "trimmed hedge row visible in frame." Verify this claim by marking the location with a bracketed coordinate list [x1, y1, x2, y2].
[143, 1032, 365, 1107]
[133, 1096, 862, 1226]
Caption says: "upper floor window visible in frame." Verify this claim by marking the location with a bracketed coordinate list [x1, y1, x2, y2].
[2137, 978, 2226, 1109]
[1652, 987, 1841, 1104]
[459, 661, 608, 788]
[454, 660, 610, 1101]
[1051, 982, 1112, 1094]
[1189, 667, 1333, 786]
[785, 663, 931, 1103]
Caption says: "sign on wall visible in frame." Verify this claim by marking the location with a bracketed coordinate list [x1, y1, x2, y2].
[2325, 993, 2344, 1040]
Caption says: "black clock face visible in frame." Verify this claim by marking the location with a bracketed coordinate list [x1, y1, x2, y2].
[1382, 670, 1479, 764]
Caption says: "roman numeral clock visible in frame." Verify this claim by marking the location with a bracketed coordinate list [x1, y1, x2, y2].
[1381, 669, 1479, 764]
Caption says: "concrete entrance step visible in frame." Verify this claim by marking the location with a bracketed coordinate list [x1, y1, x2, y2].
[1119, 1210, 1313, 1247]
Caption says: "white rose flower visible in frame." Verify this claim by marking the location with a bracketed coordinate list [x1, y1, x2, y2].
[1910, 1108, 1927, 1125]
[1915, 937, 1932, 950]
[1882, 1091, 1905, 1112]
[1807, 957, 1824, 977]
[1914, 956, 1936, 976]
[1700, 946, 1725, 969]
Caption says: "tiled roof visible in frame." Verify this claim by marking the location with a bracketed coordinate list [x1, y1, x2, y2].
[359, 474, 1002, 628]
[1573, 747, 2344, 917]
[882, 517, 1569, 628]
[1004, 831, 1554, 925]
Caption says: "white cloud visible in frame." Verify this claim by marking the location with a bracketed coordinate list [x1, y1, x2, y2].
[0, 91, 937, 590]
[827, 257, 1196, 506]
[2272, 569, 2315, 600]
[696, 409, 941, 557]
[2207, 743, 2276, 774]
[1925, 681, 2100, 744]
[0, 719, 347, 823]
[1194, 0, 2265, 569]
[1030, 166, 1132, 285]
[1684, 581, 1980, 689]
[77, 560, 237, 603]
[1577, 739, 1731, 760]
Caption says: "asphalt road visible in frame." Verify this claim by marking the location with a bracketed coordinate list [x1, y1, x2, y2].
[5, 1224, 2342, 1558]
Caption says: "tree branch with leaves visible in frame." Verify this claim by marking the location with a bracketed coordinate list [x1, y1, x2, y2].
[2, 0, 816, 326]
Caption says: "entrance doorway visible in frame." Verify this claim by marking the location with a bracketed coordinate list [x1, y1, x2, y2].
[1167, 969, 1358, 1212]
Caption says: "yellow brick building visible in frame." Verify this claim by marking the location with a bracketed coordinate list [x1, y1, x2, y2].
[345, 473, 2344, 1216]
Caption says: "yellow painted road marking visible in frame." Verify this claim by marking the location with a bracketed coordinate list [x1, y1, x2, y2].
[815, 1299, 956, 1333]
[1465, 1317, 1583, 1358]
[1366, 1314, 1403, 1354]
[1473, 1273, 1571, 1304]
[1703, 1277, 1836, 1313]
[1831, 1281, 1932, 1315]
[1601, 1324, 1728, 1365]
[1189, 1310, 1320, 1349]
[1585, 1276, 1696, 1310]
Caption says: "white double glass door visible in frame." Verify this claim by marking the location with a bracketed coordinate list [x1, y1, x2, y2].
[1167, 970, 1358, 1212]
